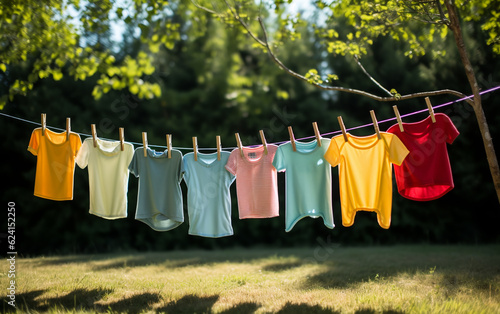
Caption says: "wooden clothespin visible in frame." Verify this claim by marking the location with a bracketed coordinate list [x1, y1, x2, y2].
[392, 105, 404, 132]
[259, 130, 268, 155]
[192, 137, 198, 161]
[66, 117, 71, 142]
[337, 116, 348, 142]
[288, 126, 296, 152]
[119, 128, 125, 151]
[370, 110, 382, 140]
[425, 97, 436, 123]
[166, 134, 172, 158]
[142, 132, 148, 157]
[216, 135, 221, 161]
[235, 133, 244, 158]
[41, 113, 47, 136]
[312, 122, 322, 147]
[91, 124, 97, 147]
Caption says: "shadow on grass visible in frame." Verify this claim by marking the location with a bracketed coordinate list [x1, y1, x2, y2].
[4, 289, 46, 312]
[103, 292, 162, 314]
[157, 294, 219, 313]
[219, 302, 261, 314]
[276, 302, 339, 313]
[15, 288, 112, 312]
[262, 261, 304, 272]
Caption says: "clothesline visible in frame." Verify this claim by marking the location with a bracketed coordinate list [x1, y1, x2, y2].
[2, 85, 499, 150]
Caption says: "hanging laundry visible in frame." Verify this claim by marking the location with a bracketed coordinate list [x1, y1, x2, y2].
[225, 144, 279, 219]
[183, 151, 235, 238]
[272, 138, 334, 232]
[386, 113, 459, 201]
[128, 147, 184, 231]
[325, 133, 409, 229]
[27, 128, 82, 200]
[76, 138, 134, 219]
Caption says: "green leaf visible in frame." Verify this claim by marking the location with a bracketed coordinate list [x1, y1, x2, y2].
[129, 84, 139, 94]
[0, 95, 7, 110]
[0, 64, 6, 72]
[52, 71, 63, 81]
[152, 84, 161, 97]
[149, 43, 160, 53]
[276, 90, 289, 100]
[92, 87, 103, 100]
[327, 74, 339, 82]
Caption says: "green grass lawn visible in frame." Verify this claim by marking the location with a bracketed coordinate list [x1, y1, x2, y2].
[2, 244, 500, 313]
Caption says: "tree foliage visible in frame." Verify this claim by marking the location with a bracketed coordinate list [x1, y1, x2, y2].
[0, 0, 181, 108]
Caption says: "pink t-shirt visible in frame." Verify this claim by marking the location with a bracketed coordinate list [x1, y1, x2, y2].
[225, 145, 279, 219]
[386, 113, 459, 201]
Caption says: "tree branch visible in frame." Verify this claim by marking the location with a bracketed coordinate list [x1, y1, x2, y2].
[193, 1, 473, 104]
[256, 17, 471, 103]
[353, 55, 393, 97]
[223, 0, 267, 46]
[190, 0, 218, 15]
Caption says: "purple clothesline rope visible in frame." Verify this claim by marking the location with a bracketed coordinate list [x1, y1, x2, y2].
[292, 85, 500, 143]
[1, 85, 499, 150]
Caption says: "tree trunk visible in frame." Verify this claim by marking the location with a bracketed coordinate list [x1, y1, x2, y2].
[445, 0, 500, 205]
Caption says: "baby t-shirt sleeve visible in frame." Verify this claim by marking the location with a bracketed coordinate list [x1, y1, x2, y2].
[324, 137, 341, 167]
[178, 152, 185, 183]
[272, 146, 286, 172]
[389, 134, 409, 166]
[444, 114, 460, 144]
[225, 149, 238, 175]
[27, 129, 40, 156]
[128, 149, 139, 178]
[72, 133, 82, 158]
[75, 139, 89, 169]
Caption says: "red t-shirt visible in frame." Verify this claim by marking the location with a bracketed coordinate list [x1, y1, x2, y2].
[386, 113, 459, 201]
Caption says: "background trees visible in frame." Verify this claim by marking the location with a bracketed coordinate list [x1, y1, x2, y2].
[1, 1, 499, 254]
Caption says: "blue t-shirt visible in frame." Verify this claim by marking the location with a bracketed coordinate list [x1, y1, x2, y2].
[272, 138, 334, 232]
[183, 152, 235, 238]
[129, 147, 184, 231]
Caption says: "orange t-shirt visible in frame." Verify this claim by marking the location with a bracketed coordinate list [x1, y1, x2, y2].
[28, 128, 82, 200]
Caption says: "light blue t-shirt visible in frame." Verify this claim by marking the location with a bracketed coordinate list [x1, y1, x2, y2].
[129, 147, 184, 231]
[183, 151, 235, 238]
[272, 138, 334, 232]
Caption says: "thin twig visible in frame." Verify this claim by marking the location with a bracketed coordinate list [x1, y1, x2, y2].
[354, 55, 393, 97]
[223, 0, 267, 46]
[190, 0, 218, 15]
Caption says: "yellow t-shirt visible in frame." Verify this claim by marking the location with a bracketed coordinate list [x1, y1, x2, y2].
[28, 128, 82, 201]
[324, 132, 409, 229]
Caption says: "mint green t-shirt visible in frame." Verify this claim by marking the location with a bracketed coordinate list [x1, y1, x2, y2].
[272, 138, 334, 232]
[183, 152, 235, 238]
[128, 147, 184, 231]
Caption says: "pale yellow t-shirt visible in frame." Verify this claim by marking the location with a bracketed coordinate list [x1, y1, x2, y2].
[28, 128, 82, 201]
[76, 138, 134, 219]
[324, 133, 409, 229]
